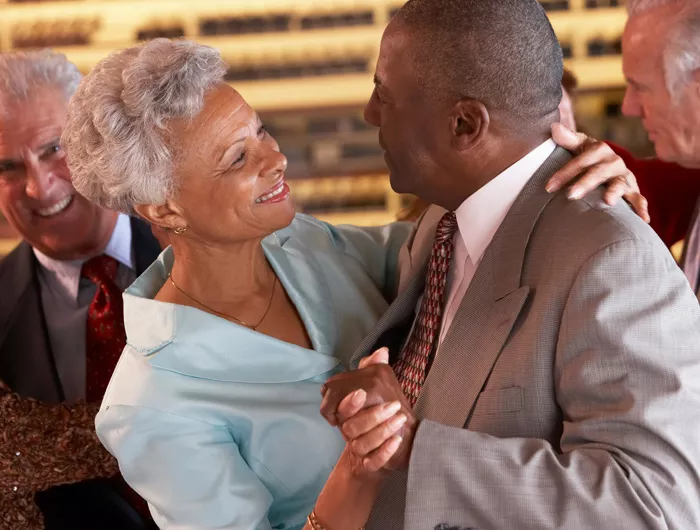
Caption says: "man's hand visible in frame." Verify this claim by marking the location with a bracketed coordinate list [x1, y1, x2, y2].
[547, 123, 650, 223]
[321, 348, 418, 471]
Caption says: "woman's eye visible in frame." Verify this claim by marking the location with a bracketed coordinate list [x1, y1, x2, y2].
[232, 151, 245, 166]
[257, 125, 267, 138]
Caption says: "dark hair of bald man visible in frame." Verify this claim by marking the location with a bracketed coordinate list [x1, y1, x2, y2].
[393, 0, 564, 131]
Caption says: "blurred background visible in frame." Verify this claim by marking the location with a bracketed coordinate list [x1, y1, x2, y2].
[0, 0, 650, 255]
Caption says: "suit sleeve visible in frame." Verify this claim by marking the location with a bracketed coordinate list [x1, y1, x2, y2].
[96, 405, 274, 530]
[322, 222, 413, 300]
[404, 239, 700, 530]
[607, 142, 700, 248]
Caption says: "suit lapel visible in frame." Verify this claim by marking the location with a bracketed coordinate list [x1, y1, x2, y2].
[414, 147, 573, 427]
[396, 206, 447, 293]
[349, 205, 447, 368]
[349, 260, 428, 369]
[0, 242, 63, 401]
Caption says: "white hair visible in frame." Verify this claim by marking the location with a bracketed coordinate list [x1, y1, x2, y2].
[61, 39, 227, 215]
[627, 0, 700, 99]
[0, 49, 82, 112]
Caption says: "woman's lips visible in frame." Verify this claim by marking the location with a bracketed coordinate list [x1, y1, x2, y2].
[255, 180, 291, 204]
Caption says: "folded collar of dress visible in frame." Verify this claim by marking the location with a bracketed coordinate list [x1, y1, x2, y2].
[122, 233, 341, 384]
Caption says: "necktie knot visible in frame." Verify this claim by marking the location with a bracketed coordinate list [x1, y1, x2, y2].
[82, 255, 119, 285]
[435, 212, 458, 245]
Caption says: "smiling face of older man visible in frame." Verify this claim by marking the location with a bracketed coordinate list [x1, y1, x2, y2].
[0, 59, 116, 260]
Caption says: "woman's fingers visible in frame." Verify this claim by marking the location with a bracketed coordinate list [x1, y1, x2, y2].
[341, 401, 401, 440]
[350, 413, 408, 457]
[362, 435, 403, 473]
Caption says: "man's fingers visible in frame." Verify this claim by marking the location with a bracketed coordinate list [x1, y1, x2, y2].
[350, 413, 408, 457]
[362, 435, 403, 473]
[336, 389, 367, 430]
[551, 122, 588, 151]
[546, 141, 616, 194]
[565, 162, 624, 200]
[320, 385, 351, 426]
[342, 401, 402, 438]
[602, 177, 629, 206]
[359, 347, 389, 369]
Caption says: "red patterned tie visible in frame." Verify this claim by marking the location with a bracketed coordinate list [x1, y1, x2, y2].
[82, 255, 126, 403]
[82, 256, 153, 520]
[393, 212, 458, 407]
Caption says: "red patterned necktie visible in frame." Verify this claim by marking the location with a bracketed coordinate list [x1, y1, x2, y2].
[83, 256, 153, 521]
[82, 255, 126, 403]
[393, 212, 458, 407]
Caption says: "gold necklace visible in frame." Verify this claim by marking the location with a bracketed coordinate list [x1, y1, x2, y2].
[168, 273, 278, 330]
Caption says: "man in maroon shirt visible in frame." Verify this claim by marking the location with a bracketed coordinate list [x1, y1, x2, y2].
[551, 68, 700, 252]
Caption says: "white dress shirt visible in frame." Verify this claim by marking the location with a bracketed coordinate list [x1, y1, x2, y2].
[33, 213, 135, 403]
[438, 139, 557, 345]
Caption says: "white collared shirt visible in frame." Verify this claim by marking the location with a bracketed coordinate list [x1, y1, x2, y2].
[33, 213, 135, 402]
[438, 139, 557, 344]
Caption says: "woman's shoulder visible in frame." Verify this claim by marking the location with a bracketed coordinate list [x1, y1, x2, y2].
[275, 214, 336, 244]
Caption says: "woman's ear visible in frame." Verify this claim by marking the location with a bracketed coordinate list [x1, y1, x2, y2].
[133, 201, 187, 233]
[450, 98, 490, 151]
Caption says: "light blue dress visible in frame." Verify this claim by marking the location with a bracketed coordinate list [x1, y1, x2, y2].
[96, 214, 411, 530]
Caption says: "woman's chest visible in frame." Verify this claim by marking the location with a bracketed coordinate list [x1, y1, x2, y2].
[183, 378, 345, 499]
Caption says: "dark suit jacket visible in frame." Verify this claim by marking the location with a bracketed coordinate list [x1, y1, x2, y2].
[0, 217, 161, 530]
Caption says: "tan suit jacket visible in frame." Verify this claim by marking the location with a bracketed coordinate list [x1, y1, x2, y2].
[347, 148, 700, 530]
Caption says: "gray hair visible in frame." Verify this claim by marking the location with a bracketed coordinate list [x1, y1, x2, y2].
[0, 49, 82, 112]
[627, 0, 700, 99]
[62, 39, 227, 215]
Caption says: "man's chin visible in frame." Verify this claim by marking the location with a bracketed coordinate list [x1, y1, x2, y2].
[388, 171, 410, 195]
[654, 142, 696, 168]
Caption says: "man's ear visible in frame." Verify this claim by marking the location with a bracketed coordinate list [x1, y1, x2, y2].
[450, 98, 490, 151]
[133, 201, 187, 233]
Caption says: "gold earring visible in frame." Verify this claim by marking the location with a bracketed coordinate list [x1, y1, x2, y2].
[173, 226, 188, 235]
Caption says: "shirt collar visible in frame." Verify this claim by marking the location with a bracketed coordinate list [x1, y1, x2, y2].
[454, 139, 557, 265]
[33, 213, 134, 301]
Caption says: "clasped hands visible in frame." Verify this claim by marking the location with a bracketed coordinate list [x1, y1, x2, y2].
[320, 348, 416, 478]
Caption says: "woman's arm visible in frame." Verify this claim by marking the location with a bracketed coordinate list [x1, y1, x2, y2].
[306, 350, 407, 530]
[303, 449, 388, 530]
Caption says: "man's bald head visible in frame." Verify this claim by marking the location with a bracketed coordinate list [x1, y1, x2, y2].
[392, 0, 563, 129]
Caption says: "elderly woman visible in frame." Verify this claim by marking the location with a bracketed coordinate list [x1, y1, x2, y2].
[62, 39, 411, 530]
